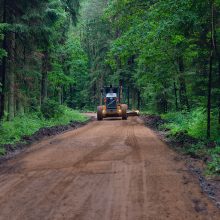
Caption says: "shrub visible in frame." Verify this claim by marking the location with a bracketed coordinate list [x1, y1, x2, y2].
[41, 100, 63, 119]
[207, 154, 220, 175]
[0, 107, 88, 149]
[161, 108, 220, 140]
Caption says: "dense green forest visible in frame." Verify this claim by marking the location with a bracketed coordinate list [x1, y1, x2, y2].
[0, 0, 220, 163]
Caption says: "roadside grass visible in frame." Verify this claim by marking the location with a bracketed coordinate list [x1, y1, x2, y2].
[160, 108, 220, 140]
[0, 106, 88, 155]
[153, 108, 220, 176]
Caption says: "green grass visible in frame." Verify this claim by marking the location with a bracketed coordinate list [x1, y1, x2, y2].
[206, 146, 220, 175]
[158, 108, 220, 176]
[160, 108, 220, 140]
[0, 106, 88, 155]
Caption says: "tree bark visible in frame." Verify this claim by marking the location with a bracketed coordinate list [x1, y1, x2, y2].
[58, 90, 62, 105]
[41, 51, 49, 104]
[207, 0, 215, 139]
[0, 0, 7, 119]
[207, 51, 213, 139]
[119, 80, 123, 103]
[178, 56, 189, 110]
[174, 82, 178, 111]
[127, 86, 130, 109]
[8, 30, 15, 121]
[137, 90, 141, 110]
[132, 88, 135, 110]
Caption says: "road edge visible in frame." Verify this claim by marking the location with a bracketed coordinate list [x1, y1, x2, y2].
[140, 115, 220, 209]
[0, 116, 95, 164]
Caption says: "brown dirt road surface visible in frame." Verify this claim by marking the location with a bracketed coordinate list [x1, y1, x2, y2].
[0, 116, 219, 220]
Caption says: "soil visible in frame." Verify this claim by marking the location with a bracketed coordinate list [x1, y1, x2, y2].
[141, 114, 220, 209]
[0, 118, 93, 163]
[0, 116, 219, 220]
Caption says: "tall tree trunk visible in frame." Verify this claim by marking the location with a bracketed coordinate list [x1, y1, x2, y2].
[212, 2, 220, 125]
[58, 87, 62, 105]
[132, 88, 135, 110]
[61, 87, 64, 104]
[178, 56, 189, 110]
[127, 86, 130, 109]
[17, 96, 24, 116]
[99, 75, 103, 106]
[0, 0, 7, 119]
[218, 60, 220, 124]
[119, 80, 123, 103]
[137, 90, 141, 110]
[41, 51, 49, 104]
[93, 83, 96, 108]
[0, 39, 6, 120]
[174, 82, 178, 111]
[207, 51, 213, 139]
[207, 0, 215, 139]
[8, 31, 15, 121]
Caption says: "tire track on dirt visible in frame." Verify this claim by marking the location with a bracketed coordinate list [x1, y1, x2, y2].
[0, 117, 219, 220]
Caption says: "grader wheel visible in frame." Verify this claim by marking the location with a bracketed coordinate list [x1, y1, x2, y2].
[121, 104, 128, 120]
[97, 106, 103, 121]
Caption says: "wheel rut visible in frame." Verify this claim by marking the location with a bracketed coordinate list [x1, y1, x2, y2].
[0, 117, 219, 220]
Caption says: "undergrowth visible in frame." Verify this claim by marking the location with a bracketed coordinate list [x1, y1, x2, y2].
[159, 108, 220, 176]
[0, 105, 88, 155]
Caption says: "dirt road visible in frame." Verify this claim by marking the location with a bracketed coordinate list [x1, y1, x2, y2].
[0, 117, 219, 220]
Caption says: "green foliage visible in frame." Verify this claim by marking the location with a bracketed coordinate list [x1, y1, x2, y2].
[161, 108, 220, 140]
[0, 107, 87, 148]
[206, 147, 220, 175]
[78, 0, 112, 106]
[0, 147, 6, 156]
[0, 113, 44, 146]
[41, 100, 64, 119]
[50, 105, 87, 124]
[0, 23, 7, 59]
[207, 156, 220, 175]
[161, 109, 220, 175]
[183, 142, 206, 158]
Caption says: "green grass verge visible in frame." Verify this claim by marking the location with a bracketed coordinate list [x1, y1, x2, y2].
[158, 108, 220, 176]
[0, 106, 88, 155]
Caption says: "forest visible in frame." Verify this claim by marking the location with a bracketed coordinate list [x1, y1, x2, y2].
[0, 0, 220, 172]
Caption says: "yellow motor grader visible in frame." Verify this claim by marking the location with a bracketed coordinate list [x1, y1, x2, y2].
[97, 85, 128, 120]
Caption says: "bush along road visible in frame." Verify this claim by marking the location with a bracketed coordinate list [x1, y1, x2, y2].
[0, 106, 90, 160]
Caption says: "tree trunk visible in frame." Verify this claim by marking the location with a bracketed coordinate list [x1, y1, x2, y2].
[127, 86, 130, 109]
[207, 51, 213, 139]
[58, 87, 62, 105]
[41, 51, 49, 104]
[207, 0, 215, 139]
[18, 99, 24, 115]
[8, 31, 15, 121]
[0, 0, 7, 119]
[212, 3, 220, 125]
[93, 83, 96, 107]
[119, 86, 123, 103]
[0, 39, 6, 120]
[178, 56, 189, 110]
[132, 88, 135, 110]
[137, 90, 141, 110]
[174, 82, 178, 111]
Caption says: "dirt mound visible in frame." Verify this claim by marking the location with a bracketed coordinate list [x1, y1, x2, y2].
[141, 114, 165, 128]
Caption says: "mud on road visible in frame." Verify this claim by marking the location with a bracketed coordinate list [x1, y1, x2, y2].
[0, 117, 219, 220]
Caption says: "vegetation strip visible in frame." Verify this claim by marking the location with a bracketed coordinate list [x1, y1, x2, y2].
[0, 109, 92, 162]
